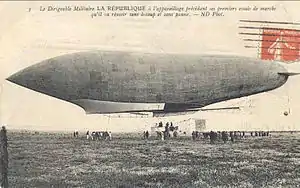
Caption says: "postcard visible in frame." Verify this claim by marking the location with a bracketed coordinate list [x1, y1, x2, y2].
[0, 1, 299, 187]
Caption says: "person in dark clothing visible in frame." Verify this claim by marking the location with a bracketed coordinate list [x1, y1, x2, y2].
[165, 123, 170, 138]
[217, 131, 221, 140]
[166, 122, 169, 127]
[234, 131, 237, 139]
[145, 131, 149, 139]
[173, 131, 178, 138]
[165, 123, 169, 131]
[203, 132, 209, 139]
[192, 131, 196, 141]
[214, 132, 218, 142]
[170, 122, 174, 131]
[221, 131, 228, 143]
[229, 131, 234, 142]
[0, 126, 8, 188]
[158, 122, 163, 127]
[210, 131, 217, 144]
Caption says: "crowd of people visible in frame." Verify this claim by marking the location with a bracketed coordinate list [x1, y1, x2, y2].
[143, 131, 150, 140]
[73, 130, 112, 141]
[193, 130, 271, 144]
[144, 120, 273, 144]
[72, 125, 272, 145]
[86, 131, 112, 141]
[73, 130, 79, 138]
[155, 121, 179, 140]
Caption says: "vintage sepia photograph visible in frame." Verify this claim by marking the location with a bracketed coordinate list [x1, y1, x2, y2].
[0, 1, 300, 187]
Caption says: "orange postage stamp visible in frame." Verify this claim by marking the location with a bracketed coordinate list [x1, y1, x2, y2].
[261, 29, 300, 62]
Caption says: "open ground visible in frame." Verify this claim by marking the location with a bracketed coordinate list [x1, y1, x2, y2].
[6, 131, 300, 188]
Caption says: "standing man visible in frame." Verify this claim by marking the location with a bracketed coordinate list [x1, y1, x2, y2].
[108, 131, 112, 141]
[0, 126, 8, 188]
[230, 131, 234, 143]
[145, 131, 149, 140]
[86, 130, 90, 140]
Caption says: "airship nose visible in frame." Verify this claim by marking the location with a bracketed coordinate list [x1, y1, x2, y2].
[6, 58, 89, 102]
[6, 62, 73, 101]
[7, 69, 33, 88]
[6, 74, 16, 83]
[6, 65, 50, 95]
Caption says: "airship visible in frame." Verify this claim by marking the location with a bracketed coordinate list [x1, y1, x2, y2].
[6, 50, 298, 117]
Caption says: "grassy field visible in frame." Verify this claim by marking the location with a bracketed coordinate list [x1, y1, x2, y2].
[6, 131, 300, 188]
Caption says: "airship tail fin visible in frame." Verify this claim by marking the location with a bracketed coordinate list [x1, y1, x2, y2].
[278, 72, 300, 76]
[276, 61, 300, 77]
